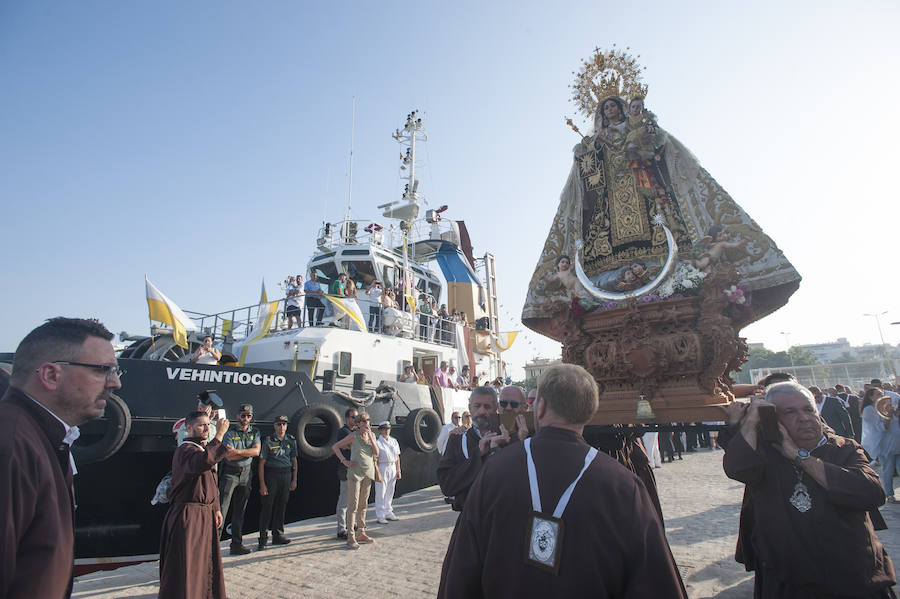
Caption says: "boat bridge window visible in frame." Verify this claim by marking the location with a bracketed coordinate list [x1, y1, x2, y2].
[342, 260, 378, 288]
[382, 264, 397, 287]
[312, 263, 339, 289]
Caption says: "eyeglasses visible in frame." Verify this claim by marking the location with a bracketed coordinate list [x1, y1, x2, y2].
[51, 361, 123, 381]
[499, 400, 521, 409]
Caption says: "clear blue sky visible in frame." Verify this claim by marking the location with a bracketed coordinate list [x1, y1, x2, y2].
[2, 1, 899, 378]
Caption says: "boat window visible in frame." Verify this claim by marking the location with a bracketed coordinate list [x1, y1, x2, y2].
[383, 264, 397, 286]
[342, 260, 377, 288]
[313, 262, 340, 289]
[338, 351, 352, 376]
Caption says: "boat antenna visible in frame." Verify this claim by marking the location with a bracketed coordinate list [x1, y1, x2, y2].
[345, 96, 356, 222]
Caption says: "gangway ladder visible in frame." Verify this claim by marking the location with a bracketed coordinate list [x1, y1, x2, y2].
[483, 252, 500, 341]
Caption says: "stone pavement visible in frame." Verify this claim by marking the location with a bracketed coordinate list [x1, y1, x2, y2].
[72, 448, 899, 599]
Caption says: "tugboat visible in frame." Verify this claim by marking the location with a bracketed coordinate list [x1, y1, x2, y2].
[8, 111, 507, 573]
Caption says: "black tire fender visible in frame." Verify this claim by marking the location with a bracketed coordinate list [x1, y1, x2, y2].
[403, 407, 442, 452]
[72, 393, 132, 465]
[292, 404, 343, 461]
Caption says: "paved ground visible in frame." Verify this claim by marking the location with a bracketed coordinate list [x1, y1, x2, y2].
[73, 448, 899, 599]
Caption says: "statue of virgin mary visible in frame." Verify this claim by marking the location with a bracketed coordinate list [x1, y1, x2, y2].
[523, 50, 800, 341]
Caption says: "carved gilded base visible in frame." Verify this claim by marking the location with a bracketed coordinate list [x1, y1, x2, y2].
[553, 263, 749, 424]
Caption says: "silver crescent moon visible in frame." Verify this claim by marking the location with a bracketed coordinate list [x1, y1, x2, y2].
[574, 225, 679, 301]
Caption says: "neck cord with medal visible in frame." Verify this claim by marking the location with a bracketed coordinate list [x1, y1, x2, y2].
[523, 437, 598, 573]
[788, 435, 827, 513]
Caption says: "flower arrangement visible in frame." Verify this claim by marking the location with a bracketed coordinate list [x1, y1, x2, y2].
[724, 284, 748, 305]
[656, 261, 707, 299]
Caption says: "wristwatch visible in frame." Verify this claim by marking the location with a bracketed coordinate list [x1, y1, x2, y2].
[794, 448, 811, 467]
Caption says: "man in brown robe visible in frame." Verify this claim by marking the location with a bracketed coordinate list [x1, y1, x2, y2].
[158, 410, 231, 599]
[723, 381, 896, 598]
[0, 317, 121, 599]
[439, 364, 686, 598]
[437, 385, 506, 512]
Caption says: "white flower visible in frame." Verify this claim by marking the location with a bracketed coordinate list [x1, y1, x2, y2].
[682, 279, 694, 289]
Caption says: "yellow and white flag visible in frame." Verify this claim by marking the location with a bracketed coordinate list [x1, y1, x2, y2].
[239, 299, 279, 365]
[325, 295, 368, 332]
[492, 331, 519, 352]
[145, 276, 197, 349]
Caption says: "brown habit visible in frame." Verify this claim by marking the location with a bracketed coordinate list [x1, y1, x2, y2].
[724, 431, 895, 597]
[0, 388, 76, 599]
[438, 427, 686, 598]
[437, 428, 485, 511]
[158, 437, 229, 599]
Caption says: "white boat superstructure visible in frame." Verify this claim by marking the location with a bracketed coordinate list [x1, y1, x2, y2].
[141, 111, 505, 422]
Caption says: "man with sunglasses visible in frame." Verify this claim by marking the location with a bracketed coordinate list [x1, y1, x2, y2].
[1, 317, 121, 599]
[258, 415, 298, 549]
[218, 403, 261, 555]
[499, 385, 531, 442]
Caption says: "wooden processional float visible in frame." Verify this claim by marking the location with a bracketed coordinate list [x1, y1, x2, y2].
[521, 47, 801, 424]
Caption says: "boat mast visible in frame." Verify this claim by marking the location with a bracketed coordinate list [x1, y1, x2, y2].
[345, 97, 356, 223]
[388, 111, 426, 305]
[392, 110, 426, 206]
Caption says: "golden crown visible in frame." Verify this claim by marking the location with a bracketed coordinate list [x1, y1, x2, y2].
[569, 45, 648, 121]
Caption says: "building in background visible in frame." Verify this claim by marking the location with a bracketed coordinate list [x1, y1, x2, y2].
[523, 357, 561, 381]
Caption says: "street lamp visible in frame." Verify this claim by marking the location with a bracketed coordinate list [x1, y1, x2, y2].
[864, 311, 895, 381]
[863, 311, 889, 359]
[780, 331, 795, 368]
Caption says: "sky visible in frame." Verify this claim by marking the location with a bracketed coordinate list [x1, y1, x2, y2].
[2, 1, 899, 379]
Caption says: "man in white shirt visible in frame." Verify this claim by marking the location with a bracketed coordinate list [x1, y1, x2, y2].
[438, 412, 461, 455]
[285, 275, 303, 329]
[365, 282, 383, 332]
[374, 421, 402, 524]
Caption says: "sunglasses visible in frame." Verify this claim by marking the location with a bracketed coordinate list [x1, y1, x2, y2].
[499, 400, 521, 409]
[50, 360, 123, 382]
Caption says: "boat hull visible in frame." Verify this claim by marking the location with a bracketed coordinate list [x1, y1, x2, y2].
[71, 359, 442, 573]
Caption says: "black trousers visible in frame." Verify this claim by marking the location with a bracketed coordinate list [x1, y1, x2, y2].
[306, 300, 324, 326]
[218, 465, 251, 546]
[259, 468, 291, 536]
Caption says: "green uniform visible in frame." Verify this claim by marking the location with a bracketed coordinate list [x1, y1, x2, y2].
[218, 425, 260, 548]
[259, 434, 297, 538]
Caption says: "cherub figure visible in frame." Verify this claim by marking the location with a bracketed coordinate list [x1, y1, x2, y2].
[544, 255, 591, 299]
[625, 97, 663, 161]
[691, 225, 748, 272]
[615, 259, 651, 291]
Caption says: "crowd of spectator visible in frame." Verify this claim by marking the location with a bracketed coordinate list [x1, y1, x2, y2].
[277, 272, 470, 344]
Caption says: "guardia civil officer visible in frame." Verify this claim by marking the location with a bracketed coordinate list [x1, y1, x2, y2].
[219, 403, 261, 555]
[258, 415, 298, 549]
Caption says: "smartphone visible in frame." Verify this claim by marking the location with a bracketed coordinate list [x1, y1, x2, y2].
[758, 404, 781, 443]
[487, 413, 501, 435]
[216, 408, 227, 420]
[500, 411, 536, 437]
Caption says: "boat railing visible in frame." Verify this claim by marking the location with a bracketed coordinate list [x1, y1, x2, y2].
[315, 218, 460, 259]
[183, 296, 470, 349]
